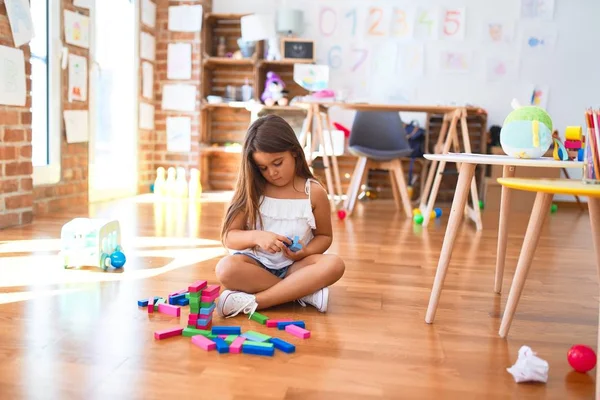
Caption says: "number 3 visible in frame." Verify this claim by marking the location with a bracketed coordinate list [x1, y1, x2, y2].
[443, 10, 462, 36]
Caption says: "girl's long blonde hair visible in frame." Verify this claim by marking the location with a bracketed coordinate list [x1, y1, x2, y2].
[221, 115, 316, 242]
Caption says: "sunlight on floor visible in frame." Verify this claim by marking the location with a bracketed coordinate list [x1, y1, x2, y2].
[0, 236, 227, 298]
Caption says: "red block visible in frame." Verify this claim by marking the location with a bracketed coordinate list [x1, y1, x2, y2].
[201, 292, 219, 303]
[196, 321, 212, 330]
[192, 335, 216, 351]
[203, 284, 220, 297]
[188, 314, 199, 322]
[266, 319, 293, 328]
[565, 140, 582, 150]
[158, 303, 181, 317]
[147, 297, 154, 314]
[188, 280, 207, 293]
[154, 326, 183, 340]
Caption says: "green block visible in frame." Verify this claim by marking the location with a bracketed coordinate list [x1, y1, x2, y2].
[242, 341, 273, 349]
[154, 298, 166, 311]
[246, 330, 271, 341]
[189, 297, 200, 304]
[185, 293, 190, 299]
[187, 324, 196, 329]
[207, 334, 218, 340]
[200, 301, 214, 308]
[224, 335, 238, 344]
[250, 312, 268, 325]
[182, 327, 212, 337]
[189, 291, 201, 298]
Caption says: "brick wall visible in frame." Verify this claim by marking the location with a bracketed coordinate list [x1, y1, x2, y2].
[0, 3, 34, 229]
[145, 0, 211, 191]
[33, 0, 89, 215]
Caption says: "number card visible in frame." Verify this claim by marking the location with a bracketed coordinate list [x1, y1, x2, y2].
[441, 8, 466, 40]
[413, 7, 439, 40]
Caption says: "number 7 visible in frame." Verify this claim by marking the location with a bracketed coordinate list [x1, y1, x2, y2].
[351, 48, 368, 72]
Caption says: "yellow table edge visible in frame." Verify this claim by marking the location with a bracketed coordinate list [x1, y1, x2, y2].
[497, 178, 600, 197]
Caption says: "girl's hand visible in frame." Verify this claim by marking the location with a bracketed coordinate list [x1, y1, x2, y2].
[283, 244, 307, 262]
[255, 232, 291, 254]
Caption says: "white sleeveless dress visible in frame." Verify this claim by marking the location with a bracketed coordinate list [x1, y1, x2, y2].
[232, 179, 317, 272]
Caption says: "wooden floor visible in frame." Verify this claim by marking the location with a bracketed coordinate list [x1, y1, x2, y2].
[0, 193, 597, 399]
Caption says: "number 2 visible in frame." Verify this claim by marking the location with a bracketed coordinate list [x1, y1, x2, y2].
[368, 7, 385, 36]
[443, 10, 462, 36]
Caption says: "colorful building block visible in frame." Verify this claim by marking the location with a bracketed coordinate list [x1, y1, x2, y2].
[250, 311, 269, 325]
[185, 293, 190, 299]
[182, 327, 212, 337]
[138, 296, 162, 307]
[154, 326, 183, 340]
[169, 293, 187, 305]
[196, 321, 212, 330]
[269, 337, 295, 353]
[285, 324, 310, 339]
[213, 337, 229, 353]
[218, 335, 228, 339]
[188, 280, 208, 293]
[266, 319, 293, 328]
[201, 292, 219, 303]
[224, 335, 238, 345]
[147, 297, 155, 314]
[188, 314, 200, 322]
[192, 335, 216, 351]
[212, 326, 241, 335]
[158, 303, 181, 317]
[200, 301, 214, 308]
[199, 304, 216, 315]
[176, 298, 189, 306]
[277, 321, 305, 330]
[168, 288, 188, 298]
[242, 341, 274, 356]
[154, 298, 166, 311]
[197, 316, 212, 326]
[203, 284, 220, 297]
[229, 336, 246, 353]
[241, 330, 271, 342]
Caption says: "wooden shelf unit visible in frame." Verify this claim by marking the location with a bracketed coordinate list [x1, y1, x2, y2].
[200, 13, 309, 190]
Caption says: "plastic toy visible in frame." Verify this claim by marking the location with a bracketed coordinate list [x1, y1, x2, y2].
[277, 321, 305, 330]
[286, 236, 302, 252]
[242, 341, 275, 356]
[550, 204, 558, 213]
[230, 337, 247, 354]
[567, 344, 597, 373]
[270, 337, 295, 353]
[266, 319, 293, 328]
[241, 331, 271, 342]
[192, 335, 216, 351]
[478, 200, 484, 210]
[434, 207, 443, 218]
[500, 106, 553, 158]
[60, 218, 125, 271]
[285, 324, 310, 339]
[553, 128, 585, 161]
[337, 209, 347, 220]
[154, 327, 183, 340]
[212, 326, 241, 335]
[412, 208, 421, 216]
[250, 311, 268, 325]
[261, 71, 288, 106]
[413, 214, 424, 225]
[213, 337, 230, 353]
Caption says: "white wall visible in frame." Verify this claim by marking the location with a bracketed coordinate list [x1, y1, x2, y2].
[216, 0, 600, 199]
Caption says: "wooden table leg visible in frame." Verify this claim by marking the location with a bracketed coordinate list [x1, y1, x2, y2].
[498, 192, 553, 338]
[494, 165, 516, 294]
[586, 198, 600, 400]
[425, 162, 477, 323]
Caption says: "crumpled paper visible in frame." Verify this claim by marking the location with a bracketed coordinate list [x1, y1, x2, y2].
[506, 345, 549, 383]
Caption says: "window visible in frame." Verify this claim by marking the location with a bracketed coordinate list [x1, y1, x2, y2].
[31, 0, 61, 185]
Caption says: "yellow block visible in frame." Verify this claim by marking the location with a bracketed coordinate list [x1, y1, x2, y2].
[565, 126, 582, 141]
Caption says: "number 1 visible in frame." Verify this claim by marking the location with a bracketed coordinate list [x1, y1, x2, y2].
[345, 8, 356, 36]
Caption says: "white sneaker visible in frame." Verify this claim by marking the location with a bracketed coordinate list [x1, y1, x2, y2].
[298, 287, 329, 313]
[216, 290, 258, 318]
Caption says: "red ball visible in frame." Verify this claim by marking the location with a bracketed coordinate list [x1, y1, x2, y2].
[567, 345, 597, 373]
[337, 209, 347, 220]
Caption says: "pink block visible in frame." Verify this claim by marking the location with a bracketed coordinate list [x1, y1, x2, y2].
[168, 288, 188, 297]
[203, 284, 220, 297]
[218, 334, 228, 339]
[565, 140, 582, 150]
[285, 324, 310, 339]
[266, 319, 293, 328]
[188, 280, 208, 293]
[196, 322, 212, 330]
[192, 335, 216, 351]
[158, 303, 181, 317]
[188, 314, 199, 322]
[147, 297, 154, 314]
[230, 337, 246, 353]
[200, 292, 219, 303]
[199, 313, 213, 320]
[154, 326, 183, 340]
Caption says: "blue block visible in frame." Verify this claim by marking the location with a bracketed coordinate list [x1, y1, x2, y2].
[199, 304, 216, 314]
[138, 296, 162, 307]
[277, 321, 305, 330]
[269, 337, 295, 354]
[213, 337, 229, 354]
[285, 235, 303, 252]
[169, 293, 186, 305]
[176, 298, 189, 306]
[212, 326, 241, 335]
[242, 344, 274, 356]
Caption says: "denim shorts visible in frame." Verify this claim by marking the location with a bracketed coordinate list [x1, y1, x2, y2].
[233, 252, 289, 279]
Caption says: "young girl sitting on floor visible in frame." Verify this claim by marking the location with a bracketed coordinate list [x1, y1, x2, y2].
[215, 114, 345, 318]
